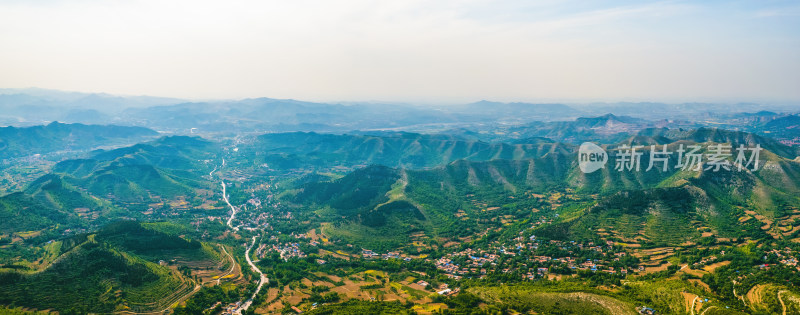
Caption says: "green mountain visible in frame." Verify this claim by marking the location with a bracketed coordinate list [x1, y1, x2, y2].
[88, 135, 219, 172]
[0, 221, 209, 314]
[0, 191, 83, 236]
[25, 174, 102, 209]
[548, 152, 800, 247]
[631, 127, 800, 159]
[0, 136, 218, 238]
[290, 165, 433, 250]
[288, 130, 800, 250]
[48, 136, 217, 207]
[248, 131, 574, 170]
[295, 165, 401, 218]
[80, 164, 192, 203]
[0, 122, 158, 159]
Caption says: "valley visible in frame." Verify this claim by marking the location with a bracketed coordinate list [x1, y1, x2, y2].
[2, 115, 800, 314]
[3, 1, 798, 313]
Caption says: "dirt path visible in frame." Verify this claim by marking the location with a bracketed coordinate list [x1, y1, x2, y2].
[117, 243, 238, 314]
[116, 281, 202, 315]
[699, 306, 717, 315]
[732, 280, 746, 306]
[779, 290, 787, 315]
[217, 245, 236, 285]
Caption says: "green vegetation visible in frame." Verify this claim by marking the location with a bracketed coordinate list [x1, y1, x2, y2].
[469, 286, 635, 315]
[173, 285, 242, 315]
[0, 221, 213, 314]
[3, 125, 800, 314]
[305, 300, 416, 315]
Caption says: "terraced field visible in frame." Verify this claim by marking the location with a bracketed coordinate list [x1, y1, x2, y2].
[469, 286, 636, 315]
[743, 284, 800, 315]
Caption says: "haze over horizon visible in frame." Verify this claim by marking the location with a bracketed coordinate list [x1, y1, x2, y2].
[1, 0, 799, 104]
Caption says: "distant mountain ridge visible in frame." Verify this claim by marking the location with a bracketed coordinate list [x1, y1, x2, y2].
[5, 88, 798, 135]
[455, 100, 580, 121]
[0, 122, 158, 160]
[438, 114, 661, 144]
[248, 131, 575, 170]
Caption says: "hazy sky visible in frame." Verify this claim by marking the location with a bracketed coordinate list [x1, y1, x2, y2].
[1, 0, 798, 103]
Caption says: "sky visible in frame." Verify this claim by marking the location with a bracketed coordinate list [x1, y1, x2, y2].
[0, 0, 798, 104]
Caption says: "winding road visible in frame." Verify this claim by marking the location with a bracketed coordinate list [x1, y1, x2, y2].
[222, 181, 239, 230]
[216, 159, 268, 314]
[120, 159, 264, 314]
[236, 236, 269, 314]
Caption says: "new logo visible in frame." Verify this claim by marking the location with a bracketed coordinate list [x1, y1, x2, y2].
[578, 142, 607, 173]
